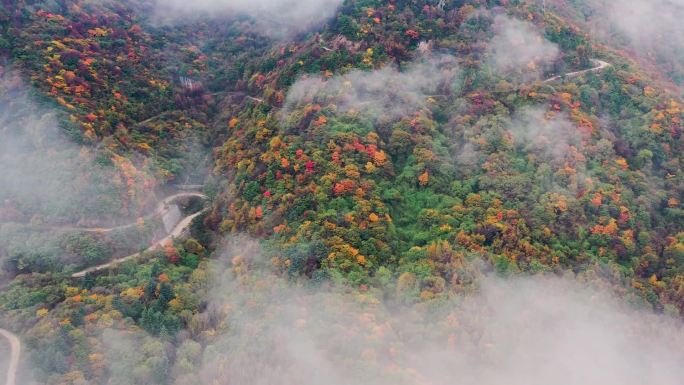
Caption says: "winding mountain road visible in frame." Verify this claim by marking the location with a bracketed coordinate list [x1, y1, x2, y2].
[70, 192, 207, 234]
[544, 59, 611, 83]
[0, 191, 207, 385]
[71, 192, 208, 278]
[0, 329, 19, 385]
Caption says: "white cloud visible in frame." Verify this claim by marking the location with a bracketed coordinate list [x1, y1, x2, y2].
[283, 54, 461, 121]
[487, 15, 560, 80]
[508, 106, 582, 163]
[585, 0, 684, 51]
[153, 0, 344, 37]
[177, 237, 684, 385]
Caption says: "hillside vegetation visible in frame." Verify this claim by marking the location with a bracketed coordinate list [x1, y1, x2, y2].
[1, 1, 684, 384]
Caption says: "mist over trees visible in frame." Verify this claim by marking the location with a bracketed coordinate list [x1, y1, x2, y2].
[1, 0, 684, 384]
[0, 69, 145, 224]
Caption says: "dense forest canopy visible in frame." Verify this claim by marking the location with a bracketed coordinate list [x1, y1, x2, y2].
[1, 0, 684, 384]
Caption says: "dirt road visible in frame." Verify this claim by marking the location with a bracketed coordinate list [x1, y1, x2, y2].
[74, 191, 207, 233]
[544, 59, 611, 83]
[0, 329, 19, 385]
[71, 192, 208, 278]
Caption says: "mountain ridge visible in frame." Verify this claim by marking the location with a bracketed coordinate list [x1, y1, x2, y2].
[1, 1, 684, 384]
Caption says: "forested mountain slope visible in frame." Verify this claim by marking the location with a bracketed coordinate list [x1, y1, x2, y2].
[1, 1, 684, 384]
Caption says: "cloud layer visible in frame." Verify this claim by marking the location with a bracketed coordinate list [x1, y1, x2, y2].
[508, 106, 583, 163]
[171, 238, 684, 385]
[284, 54, 462, 121]
[0, 68, 155, 225]
[584, 0, 684, 51]
[153, 0, 344, 37]
[486, 15, 560, 80]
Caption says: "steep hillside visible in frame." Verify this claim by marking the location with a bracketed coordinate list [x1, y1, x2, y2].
[1, 1, 684, 384]
[209, 0, 684, 308]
